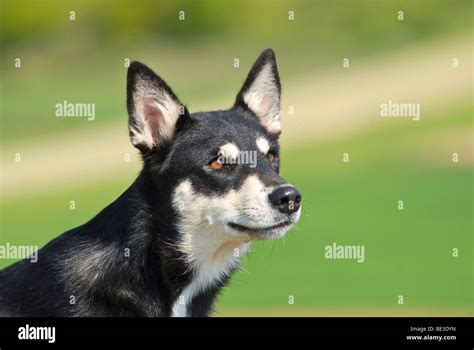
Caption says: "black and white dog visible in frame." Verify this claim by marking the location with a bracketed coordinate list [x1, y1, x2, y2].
[0, 49, 301, 317]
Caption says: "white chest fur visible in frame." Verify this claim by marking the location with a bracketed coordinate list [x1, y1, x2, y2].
[171, 240, 249, 317]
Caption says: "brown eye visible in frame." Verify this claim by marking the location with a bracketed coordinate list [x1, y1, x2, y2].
[267, 152, 277, 163]
[209, 155, 225, 170]
[210, 159, 223, 170]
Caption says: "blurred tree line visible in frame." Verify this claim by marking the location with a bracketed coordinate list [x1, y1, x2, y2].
[1, 0, 471, 52]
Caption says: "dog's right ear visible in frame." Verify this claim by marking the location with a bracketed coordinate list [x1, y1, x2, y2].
[127, 61, 187, 153]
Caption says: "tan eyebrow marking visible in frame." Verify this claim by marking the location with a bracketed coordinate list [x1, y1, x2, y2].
[256, 136, 270, 154]
[219, 143, 240, 161]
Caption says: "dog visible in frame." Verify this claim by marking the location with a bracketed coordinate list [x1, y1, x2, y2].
[0, 49, 302, 317]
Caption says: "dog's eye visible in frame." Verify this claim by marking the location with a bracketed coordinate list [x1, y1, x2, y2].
[267, 151, 277, 163]
[209, 156, 224, 170]
[210, 159, 223, 170]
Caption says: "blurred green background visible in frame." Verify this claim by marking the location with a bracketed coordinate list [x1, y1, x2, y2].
[0, 0, 472, 316]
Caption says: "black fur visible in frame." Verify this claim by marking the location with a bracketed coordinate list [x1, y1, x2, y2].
[0, 49, 292, 317]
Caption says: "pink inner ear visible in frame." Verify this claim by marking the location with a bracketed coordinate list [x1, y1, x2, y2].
[258, 94, 273, 118]
[143, 101, 161, 142]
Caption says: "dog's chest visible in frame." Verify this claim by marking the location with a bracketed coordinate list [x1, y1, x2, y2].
[170, 276, 209, 317]
[170, 262, 233, 317]
[171, 242, 250, 317]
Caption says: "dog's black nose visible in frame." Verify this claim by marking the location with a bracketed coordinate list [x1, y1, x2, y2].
[269, 186, 302, 214]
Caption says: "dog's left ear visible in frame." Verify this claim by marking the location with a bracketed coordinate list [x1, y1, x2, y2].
[127, 61, 187, 153]
[235, 49, 281, 134]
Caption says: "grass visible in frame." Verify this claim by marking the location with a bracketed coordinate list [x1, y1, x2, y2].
[216, 164, 471, 310]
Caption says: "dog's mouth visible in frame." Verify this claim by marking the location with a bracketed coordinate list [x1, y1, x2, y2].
[228, 220, 293, 239]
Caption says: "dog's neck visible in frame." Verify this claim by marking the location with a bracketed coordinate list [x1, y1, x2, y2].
[169, 228, 250, 317]
[157, 175, 252, 316]
[78, 171, 248, 316]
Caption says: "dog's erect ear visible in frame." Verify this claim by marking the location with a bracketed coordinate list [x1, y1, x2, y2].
[127, 61, 186, 152]
[235, 49, 281, 134]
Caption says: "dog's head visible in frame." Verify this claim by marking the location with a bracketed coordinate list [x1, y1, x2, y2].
[127, 49, 301, 242]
